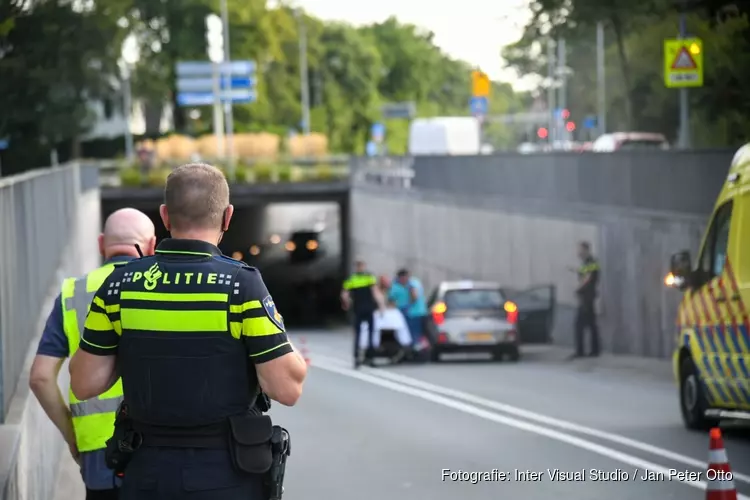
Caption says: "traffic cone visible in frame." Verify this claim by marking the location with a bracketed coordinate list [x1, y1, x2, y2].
[706, 427, 737, 500]
[299, 336, 311, 365]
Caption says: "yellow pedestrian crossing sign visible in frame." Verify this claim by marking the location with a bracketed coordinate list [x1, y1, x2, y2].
[471, 70, 491, 97]
[663, 38, 703, 88]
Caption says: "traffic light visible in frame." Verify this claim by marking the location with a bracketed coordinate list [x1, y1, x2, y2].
[561, 108, 570, 120]
[537, 127, 548, 139]
[566, 121, 576, 132]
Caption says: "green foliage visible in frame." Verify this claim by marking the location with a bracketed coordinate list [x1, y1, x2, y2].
[3, 0, 531, 170]
[120, 167, 142, 186]
[501, 0, 750, 146]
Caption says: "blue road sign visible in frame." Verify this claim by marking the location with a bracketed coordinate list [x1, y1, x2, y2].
[176, 60, 256, 77]
[366, 141, 378, 157]
[469, 96, 488, 116]
[176, 76, 255, 93]
[0, 138, 8, 150]
[371, 123, 385, 143]
[583, 116, 598, 129]
[175, 59, 257, 107]
[177, 89, 256, 106]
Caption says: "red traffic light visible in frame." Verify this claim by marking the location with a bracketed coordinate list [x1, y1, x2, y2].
[561, 109, 570, 120]
[565, 121, 576, 132]
[537, 127, 548, 139]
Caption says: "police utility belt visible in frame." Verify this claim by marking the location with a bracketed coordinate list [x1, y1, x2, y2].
[105, 394, 291, 500]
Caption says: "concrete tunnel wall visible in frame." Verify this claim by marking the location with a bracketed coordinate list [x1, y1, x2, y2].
[1, 166, 101, 500]
[349, 185, 707, 358]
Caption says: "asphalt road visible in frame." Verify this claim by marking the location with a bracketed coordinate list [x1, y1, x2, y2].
[269, 330, 750, 500]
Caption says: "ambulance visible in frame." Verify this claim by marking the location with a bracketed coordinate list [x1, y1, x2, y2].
[666, 144, 750, 430]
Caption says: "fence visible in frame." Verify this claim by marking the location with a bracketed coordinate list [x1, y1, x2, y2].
[0, 165, 83, 421]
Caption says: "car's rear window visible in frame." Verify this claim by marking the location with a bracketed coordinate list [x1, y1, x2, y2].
[291, 231, 319, 243]
[444, 289, 504, 310]
[618, 139, 666, 150]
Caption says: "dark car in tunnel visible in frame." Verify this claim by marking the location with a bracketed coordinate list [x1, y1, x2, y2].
[286, 229, 326, 263]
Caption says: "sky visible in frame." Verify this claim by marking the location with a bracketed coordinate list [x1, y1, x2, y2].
[292, 0, 534, 89]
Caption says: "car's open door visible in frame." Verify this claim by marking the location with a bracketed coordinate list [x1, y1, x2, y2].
[503, 285, 556, 344]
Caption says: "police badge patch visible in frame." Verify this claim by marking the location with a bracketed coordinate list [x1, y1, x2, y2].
[262, 295, 285, 331]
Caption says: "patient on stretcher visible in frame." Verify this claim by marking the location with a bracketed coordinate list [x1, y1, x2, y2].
[359, 300, 413, 350]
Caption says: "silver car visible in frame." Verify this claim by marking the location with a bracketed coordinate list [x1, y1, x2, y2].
[426, 281, 521, 362]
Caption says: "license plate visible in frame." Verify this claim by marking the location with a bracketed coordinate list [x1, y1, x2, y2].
[466, 332, 493, 341]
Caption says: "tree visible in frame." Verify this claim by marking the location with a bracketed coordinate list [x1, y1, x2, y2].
[0, 0, 127, 172]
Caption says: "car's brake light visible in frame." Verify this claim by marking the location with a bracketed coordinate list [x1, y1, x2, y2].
[432, 301, 447, 325]
[504, 301, 518, 324]
[437, 332, 448, 343]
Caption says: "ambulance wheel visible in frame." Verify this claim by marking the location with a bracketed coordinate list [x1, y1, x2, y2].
[679, 356, 716, 431]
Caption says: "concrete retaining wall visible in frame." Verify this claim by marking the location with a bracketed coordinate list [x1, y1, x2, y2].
[350, 186, 707, 358]
[0, 187, 101, 500]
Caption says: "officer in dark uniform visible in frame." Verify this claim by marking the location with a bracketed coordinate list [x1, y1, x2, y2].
[70, 163, 308, 500]
[573, 241, 600, 358]
[341, 260, 382, 368]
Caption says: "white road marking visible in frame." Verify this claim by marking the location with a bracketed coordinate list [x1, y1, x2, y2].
[310, 355, 749, 498]
[308, 346, 750, 486]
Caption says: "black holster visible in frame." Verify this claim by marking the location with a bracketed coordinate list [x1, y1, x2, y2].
[104, 402, 141, 477]
[226, 413, 292, 500]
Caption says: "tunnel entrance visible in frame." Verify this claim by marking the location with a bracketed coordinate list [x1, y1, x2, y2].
[101, 200, 348, 328]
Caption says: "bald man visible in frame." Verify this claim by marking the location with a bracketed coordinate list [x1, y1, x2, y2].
[30, 208, 155, 500]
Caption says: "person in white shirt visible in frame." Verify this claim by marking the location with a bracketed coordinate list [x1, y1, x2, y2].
[359, 300, 413, 355]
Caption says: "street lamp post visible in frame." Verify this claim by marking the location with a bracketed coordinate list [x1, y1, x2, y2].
[294, 8, 311, 135]
[120, 38, 138, 162]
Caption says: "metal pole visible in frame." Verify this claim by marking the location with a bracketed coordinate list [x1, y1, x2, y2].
[220, 0, 235, 178]
[212, 62, 226, 159]
[596, 22, 606, 136]
[547, 39, 556, 146]
[677, 12, 691, 149]
[296, 10, 311, 135]
[557, 38, 566, 142]
[122, 67, 135, 161]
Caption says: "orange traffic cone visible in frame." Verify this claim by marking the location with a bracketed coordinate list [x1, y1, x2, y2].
[299, 336, 311, 365]
[706, 427, 737, 500]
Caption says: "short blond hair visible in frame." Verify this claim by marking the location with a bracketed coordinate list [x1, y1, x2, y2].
[164, 163, 229, 231]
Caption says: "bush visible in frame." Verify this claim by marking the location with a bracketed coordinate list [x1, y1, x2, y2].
[312, 164, 335, 181]
[277, 165, 292, 182]
[254, 163, 273, 182]
[119, 167, 142, 186]
[147, 168, 171, 187]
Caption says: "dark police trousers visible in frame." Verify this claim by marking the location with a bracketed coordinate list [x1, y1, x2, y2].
[353, 309, 375, 360]
[119, 448, 265, 500]
[575, 300, 600, 356]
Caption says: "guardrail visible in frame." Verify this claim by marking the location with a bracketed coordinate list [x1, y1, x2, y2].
[0, 165, 80, 421]
[350, 156, 414, 189]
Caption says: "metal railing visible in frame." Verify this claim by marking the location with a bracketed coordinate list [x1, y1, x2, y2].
[0, 165, 81, 421]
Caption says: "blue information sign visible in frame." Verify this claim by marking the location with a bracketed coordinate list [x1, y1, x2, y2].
[469, 96, 488, 116]
[175, 60, 257, 106]
[370, 123, 385, 143]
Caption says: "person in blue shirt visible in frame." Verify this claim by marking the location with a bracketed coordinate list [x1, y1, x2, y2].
[29, 208, 156, 500]
[388, 268, 428, 346]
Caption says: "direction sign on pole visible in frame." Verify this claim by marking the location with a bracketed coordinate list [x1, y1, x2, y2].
[469, 96, 488, 117]
[176, 60, 256, 77]
[471, 70, 491, 97]
[663, 38, 703, 88]
[176, 60, 257, 106]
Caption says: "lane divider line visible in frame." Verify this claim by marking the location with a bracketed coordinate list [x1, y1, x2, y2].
[310, 351, 750, 488]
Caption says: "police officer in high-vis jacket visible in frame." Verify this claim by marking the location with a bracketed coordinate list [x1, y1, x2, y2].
[70, 163, 308, 500]
[30, 208, 156, 500]
[341, 260, 384, 368]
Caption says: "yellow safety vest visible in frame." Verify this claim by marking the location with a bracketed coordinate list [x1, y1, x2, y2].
[61, 262, 125, 453]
